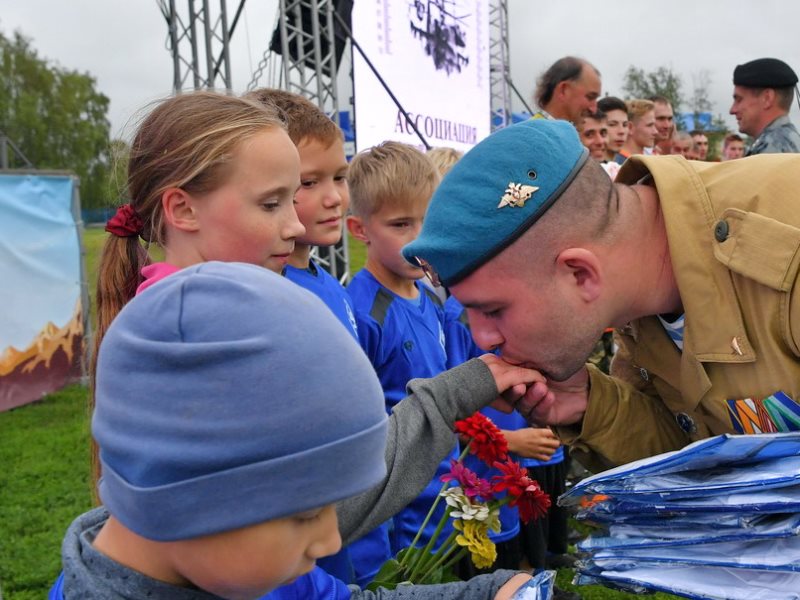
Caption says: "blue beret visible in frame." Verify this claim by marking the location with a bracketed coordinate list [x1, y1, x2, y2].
[733, 58, 798, 87]
[403, 119, 588, 286]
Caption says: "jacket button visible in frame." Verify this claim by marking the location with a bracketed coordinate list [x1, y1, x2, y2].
[676, 412, 698, 434]
[714, 220, 729, 242]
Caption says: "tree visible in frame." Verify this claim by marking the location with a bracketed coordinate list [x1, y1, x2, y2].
[621, 65, 685, 114]
[106, 138, 130, 202]
[0, 29, 111, 208]
[690, 69, 714, 115]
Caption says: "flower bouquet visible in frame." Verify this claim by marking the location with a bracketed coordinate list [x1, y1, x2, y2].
[367, 413, 551, 590]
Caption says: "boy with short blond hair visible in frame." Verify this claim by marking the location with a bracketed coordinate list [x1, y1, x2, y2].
[346, 141, 456, 554]
[617, 98, 657, 163]
[427, 146, 463, 178]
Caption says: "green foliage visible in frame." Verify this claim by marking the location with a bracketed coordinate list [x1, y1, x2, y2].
[0, 386, 93, 599]
[0, 29, 111, 208]
[621, 65, 685, 114]
[106, 138, 131, 203]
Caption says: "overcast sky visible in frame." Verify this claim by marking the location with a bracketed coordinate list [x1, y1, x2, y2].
[1, 0, 798, 138]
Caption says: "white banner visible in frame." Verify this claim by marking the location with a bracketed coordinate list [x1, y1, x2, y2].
[352, 0, 491, 153]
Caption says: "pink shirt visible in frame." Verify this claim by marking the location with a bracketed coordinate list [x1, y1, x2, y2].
[136, 262, 181, 295]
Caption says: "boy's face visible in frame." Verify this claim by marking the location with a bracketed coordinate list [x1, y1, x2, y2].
[350, 196, 429, 284]
[579, 116, 608, 160]
[169, 504, 340, 599]
[723, 139, 745, 160]
[294, 137, 350, 248]
[629, 110, 658, 148]
[604, 109, 629, 153]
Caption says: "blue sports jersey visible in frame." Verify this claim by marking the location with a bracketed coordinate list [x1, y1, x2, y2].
[284, 260, 371, 585]
[284, 261, 358, 341]
[348, 270, 457, 554]
[348, 270, 448, 408]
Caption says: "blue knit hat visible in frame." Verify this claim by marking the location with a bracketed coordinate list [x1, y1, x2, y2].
[403, 119, 588, 286]
[93, 262, 388, 541]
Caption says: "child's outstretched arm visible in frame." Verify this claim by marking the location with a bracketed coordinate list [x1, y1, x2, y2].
[337, 356, 542, 544]
[351, 571, 532, 599]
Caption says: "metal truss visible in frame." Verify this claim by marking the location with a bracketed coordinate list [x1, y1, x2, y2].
[249, 0, 350, 282]
[489, 0, 512, 131]
[158, 0, 235, 91]
[159, 0, 514, 281]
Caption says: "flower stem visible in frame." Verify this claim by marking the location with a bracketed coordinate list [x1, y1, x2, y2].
[440, 547, 469, 574]
[417, 530, 460, 583]
[402, 441, 472, 570]
[408, 506, 452, 580]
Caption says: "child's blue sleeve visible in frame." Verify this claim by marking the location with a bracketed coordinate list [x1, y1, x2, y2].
[258, 566, 351, 599]
[48, 573, 65, 600]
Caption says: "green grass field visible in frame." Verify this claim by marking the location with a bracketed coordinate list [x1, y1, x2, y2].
[0, 229, 678, 599]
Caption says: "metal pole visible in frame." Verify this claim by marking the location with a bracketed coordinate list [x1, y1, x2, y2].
[188, 0, 202, 88]
[0, 135, 8, 169]
[168, 0, 182, 92]
[219, 0, 233, 90]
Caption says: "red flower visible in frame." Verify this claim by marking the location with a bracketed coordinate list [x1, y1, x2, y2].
[455, 413, 509, 465]
[491, 460, 551, 523]
[441, 459, 494, 501]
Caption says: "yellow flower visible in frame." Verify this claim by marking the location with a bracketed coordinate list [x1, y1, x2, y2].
[453, 519, 497, 569]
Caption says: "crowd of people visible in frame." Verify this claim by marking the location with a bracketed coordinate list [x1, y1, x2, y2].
[533, 56, 800, 174]
[50, 53, 800, 600]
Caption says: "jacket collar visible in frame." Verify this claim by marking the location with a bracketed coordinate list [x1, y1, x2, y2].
[617, 156, 756, 405]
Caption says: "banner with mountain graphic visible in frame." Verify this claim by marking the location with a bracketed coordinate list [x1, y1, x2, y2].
[0, 174, 85, 411]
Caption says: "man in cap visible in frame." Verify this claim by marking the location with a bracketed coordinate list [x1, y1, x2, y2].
[533, 56, 602, 126]
[403, 119, 800, 472]
[730, 57, 800, 155]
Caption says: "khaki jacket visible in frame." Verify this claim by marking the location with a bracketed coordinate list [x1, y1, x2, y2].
[559, 154, 800, 472]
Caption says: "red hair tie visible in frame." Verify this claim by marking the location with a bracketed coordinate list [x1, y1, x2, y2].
[105, 204, 144, 238]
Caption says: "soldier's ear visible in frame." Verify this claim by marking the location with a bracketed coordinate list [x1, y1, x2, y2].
[760, 88, 777, 109]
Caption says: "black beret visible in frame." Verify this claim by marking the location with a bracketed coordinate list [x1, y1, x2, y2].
[733, 58, 798, 87]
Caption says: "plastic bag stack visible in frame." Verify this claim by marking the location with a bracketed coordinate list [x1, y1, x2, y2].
[560, 433, 800, 600]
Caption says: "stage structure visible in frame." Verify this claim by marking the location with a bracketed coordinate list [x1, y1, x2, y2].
[488, 0, 511, 130]
[160, 0, 516, 280]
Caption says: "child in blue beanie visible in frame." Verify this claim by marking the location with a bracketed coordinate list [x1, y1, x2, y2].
[52, 262, 532, 599]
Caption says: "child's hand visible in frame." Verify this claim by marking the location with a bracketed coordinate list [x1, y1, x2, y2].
[494, 573, 534, 600]
[502, 427, 560, 461]
[478, 354, 545, 413]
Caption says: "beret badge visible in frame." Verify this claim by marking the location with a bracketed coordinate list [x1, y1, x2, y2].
[497, 182, 539, 209]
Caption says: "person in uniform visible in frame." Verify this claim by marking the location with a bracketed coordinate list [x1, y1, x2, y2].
[403, 119, 800, 472]
[730, 57, 800, 155]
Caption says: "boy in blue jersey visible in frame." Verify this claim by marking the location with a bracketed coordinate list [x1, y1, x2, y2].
[346, 141, 457, 556]
[247, 89, 381, 585]
[247, 89, 358, 340]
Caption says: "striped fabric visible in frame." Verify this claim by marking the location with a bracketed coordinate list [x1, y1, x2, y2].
[658, 313, 685, 351]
